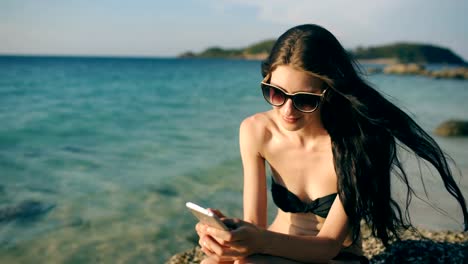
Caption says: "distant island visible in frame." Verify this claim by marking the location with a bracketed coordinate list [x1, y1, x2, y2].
[179, 40, 466, 65]
[179, 39, 274, 60]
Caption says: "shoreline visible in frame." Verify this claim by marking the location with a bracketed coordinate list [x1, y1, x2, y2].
[357, 58, 399, 65]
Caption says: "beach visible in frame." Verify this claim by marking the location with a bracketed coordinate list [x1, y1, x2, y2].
[0, 56, 467, 263]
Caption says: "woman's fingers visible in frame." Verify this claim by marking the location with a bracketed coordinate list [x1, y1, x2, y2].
[221, 218, 243, 230]
[206, 227, 234, 243]
[207, 208, 225, 218]
[197, 219, 259, 259]
[202, 235, 225, 256]
[199, 235, 217, 256]
[222, 240, 249, 254]
[200, 245, 216, 256]
[206, 218, 247, 242]
[196, 222, 208, 234]
[200, 235, 245, 259]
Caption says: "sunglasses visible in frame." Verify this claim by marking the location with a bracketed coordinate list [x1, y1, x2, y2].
[260, 82, 327, 113]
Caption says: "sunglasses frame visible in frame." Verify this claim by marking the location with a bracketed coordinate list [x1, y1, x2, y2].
[260, 81, 327, 113]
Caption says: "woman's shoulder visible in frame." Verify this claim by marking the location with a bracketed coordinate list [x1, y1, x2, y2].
[240, 111, 273, 131]
[240, 111, 274, 143]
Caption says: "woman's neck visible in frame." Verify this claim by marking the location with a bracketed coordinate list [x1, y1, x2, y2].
[286, 122, 329, 149]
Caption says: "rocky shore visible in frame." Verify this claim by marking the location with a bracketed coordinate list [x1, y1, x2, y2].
[367, 63, 468, 80]
[434, 120, 468, 137]
[166, 225, 468, 263]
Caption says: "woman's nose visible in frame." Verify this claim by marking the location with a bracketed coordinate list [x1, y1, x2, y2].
[281, 98, 296, 115]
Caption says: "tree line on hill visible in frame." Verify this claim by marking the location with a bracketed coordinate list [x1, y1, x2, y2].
[179, 40, 466, 65]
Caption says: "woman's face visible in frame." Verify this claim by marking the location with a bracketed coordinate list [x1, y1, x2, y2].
[269, 65, 325, 131]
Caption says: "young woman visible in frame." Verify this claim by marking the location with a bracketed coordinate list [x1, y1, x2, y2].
[195, 24, 468, 263]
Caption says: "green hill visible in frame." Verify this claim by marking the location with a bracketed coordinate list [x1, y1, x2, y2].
[179, 40, 466, 65]
[351, 43, 466, 64]
[179, 39, 275, 59]
[243, 40, 276, 54]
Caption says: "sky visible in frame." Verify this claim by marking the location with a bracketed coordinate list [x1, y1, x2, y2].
[1, 0, 468, 60]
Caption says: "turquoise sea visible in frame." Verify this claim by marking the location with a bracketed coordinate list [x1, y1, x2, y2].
[0, 56, 467, 263]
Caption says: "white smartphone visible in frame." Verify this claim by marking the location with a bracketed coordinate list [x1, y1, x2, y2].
[186, 202, 230, 231]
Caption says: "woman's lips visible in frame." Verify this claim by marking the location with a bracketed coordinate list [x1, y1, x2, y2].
[282, 116, 300, 123]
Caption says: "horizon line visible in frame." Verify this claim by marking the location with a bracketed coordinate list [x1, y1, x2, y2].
[0, 53, 177, 59]
[0, 53, 466, 65]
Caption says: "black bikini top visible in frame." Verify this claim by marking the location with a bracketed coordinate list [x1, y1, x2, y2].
[271, 177, 337, 218]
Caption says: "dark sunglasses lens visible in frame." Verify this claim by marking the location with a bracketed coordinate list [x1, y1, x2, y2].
[262, 84, 285, 106]
[293, 94, 320, 112]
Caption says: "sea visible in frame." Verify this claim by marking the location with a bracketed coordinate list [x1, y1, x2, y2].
[0, 56, 467, 263]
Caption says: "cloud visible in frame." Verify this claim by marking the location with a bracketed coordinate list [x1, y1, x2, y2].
[202, 0, 468, 60]
[209, 0, 399, 37]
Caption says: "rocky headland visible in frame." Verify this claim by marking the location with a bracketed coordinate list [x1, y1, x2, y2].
[180, 41, 468, 80]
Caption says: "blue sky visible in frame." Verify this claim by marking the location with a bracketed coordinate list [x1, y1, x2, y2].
[1, 0, 468, 60]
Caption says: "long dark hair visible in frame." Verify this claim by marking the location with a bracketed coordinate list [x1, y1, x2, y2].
[261, 24, 468, 246]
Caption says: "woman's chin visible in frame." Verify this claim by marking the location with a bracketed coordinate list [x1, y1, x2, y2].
[280, 117, 303, 131]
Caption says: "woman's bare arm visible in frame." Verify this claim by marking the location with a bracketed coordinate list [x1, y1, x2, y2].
[258, 196, 350, 262]
[207, 196, 351, 263]
[239, 115, 267, 228]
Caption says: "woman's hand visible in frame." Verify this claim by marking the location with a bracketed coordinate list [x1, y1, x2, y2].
[195, 209, 226, 246]
[195, 208, 225, 240]
[195, 209, 238, 261]
[201, 218, 266, 259]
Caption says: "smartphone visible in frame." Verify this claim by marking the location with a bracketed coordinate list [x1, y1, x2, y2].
[186, 202, 230, 231]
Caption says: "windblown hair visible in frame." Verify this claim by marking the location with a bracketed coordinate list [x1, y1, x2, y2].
[261, 24, 468, 246]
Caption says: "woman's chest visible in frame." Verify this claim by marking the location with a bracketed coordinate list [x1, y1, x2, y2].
[263, 144, 337, 200]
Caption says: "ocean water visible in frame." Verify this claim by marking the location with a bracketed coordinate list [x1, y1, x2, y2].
[0, 56, 467, 263]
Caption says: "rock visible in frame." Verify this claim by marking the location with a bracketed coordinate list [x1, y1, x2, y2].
[167, 225, 468, 263]
[166, 247, 205, 264]
[383, 63, 426, 75]
[369, 240, 468, 264]
[381, 64, 468, 80]
[367, 67, 383, 74]
[0, 200, 55, 222]
[429, 67, 468, 80]
[434, 120, 468, 137]
[148, 185, 178, 197]
[242, 52, 269, 60]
